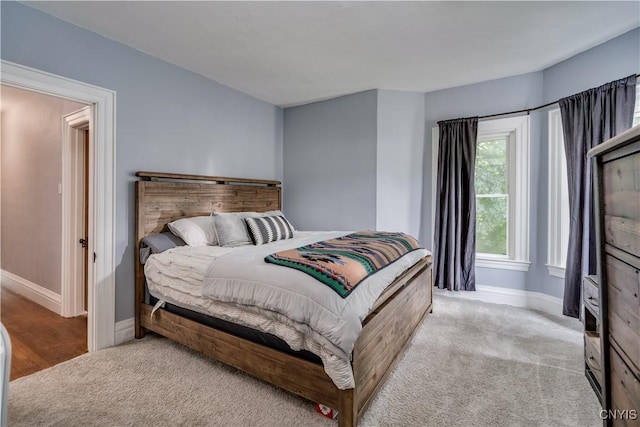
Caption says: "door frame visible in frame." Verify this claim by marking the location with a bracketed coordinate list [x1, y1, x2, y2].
[1, 60, 116, 352]
[62, 107, 91, 318]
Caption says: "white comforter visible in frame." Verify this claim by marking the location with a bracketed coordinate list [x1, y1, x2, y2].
[201, 232, 429, 362]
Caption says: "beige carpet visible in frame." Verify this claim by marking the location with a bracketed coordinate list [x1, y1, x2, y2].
[8, 293, 601, 426]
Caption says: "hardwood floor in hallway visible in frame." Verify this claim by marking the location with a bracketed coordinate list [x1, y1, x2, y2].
[1, 287, 87, 380]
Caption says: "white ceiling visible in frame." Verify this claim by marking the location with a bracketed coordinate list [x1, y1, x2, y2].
[24, 1, 640, 107]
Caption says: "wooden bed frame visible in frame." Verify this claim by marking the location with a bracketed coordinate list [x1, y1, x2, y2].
[134, 171, 433, 427]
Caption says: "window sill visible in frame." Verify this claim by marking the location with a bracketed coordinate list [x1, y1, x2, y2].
[475, 258, 530, 271]
[546, 265, 565, 279]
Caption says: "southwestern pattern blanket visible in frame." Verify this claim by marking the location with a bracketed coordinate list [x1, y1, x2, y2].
[265, 231, 422, 297]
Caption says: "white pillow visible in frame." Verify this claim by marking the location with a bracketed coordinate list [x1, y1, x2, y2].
[167, 216, 218, 247]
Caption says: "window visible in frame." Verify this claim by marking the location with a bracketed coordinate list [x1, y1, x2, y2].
[634, 83, 640, 127]
[474, 116, 530, 270]
[475, 137, 509, 256]
[547, 109, 570, 278]
[432, 115, 530, 271]
[547, 81, 640, 278]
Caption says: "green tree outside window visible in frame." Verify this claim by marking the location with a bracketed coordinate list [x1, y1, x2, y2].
[475, 138, 508, 255]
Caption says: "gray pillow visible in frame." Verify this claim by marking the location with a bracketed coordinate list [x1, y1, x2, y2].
[212, 211, 295, 247]
[139, 232, 186, 264]
[212, 212, 261, 247]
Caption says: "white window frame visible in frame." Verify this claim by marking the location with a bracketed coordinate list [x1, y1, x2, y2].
[634, 82, 640, 127]
[547, 109, 570, 278]
[432, 115, 530, 271]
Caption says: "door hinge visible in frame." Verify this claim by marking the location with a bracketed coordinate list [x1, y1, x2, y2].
[93, 252, 97, 263]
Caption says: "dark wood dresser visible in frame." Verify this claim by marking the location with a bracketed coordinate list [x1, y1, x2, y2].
[584, 274, 603, 401]
[589, 124, 640, 426]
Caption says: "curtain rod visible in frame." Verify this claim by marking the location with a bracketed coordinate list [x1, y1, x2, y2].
[477, 73, 640, 121]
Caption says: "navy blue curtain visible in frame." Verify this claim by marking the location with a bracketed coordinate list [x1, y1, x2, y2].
[560, 75, 636, 318]
[433, 118, 478, 291]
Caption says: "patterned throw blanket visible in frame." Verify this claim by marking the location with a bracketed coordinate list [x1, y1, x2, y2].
[264, 231, 422, 298]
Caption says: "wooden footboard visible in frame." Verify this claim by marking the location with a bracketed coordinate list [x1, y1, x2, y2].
[347, 256, 432, 426]
[134, 172, 434, 427]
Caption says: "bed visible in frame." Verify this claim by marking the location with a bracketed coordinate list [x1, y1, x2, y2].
[134, 171, 433, 427]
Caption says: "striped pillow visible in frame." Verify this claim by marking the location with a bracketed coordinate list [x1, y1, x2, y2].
[245, 215, 294, 245]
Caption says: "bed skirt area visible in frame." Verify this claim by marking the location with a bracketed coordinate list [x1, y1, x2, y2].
[147, 294, 322, 364]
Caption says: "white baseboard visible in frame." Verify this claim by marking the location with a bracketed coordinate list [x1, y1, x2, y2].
[115, 317, 135, 345]
[1, 269, 61, 315]
[437, 284, 564, 317]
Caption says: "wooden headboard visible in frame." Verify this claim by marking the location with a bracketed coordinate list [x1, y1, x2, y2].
[135, 171, 281, 240]
[134, 171, 281, 335]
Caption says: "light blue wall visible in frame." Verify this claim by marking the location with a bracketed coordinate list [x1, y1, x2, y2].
[283, 90, 378, 231]
[543, 27, 640, 103]
[423, 28, 639, 298]
[1, 2, 284, 321]
[376, 90, 424, 240]
[283, 89, 425, 239]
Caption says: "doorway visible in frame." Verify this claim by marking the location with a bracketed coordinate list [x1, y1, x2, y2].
[62, 107, 92, 318]
[0, 85, 89, 379]
[1, 59, 116, 353]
